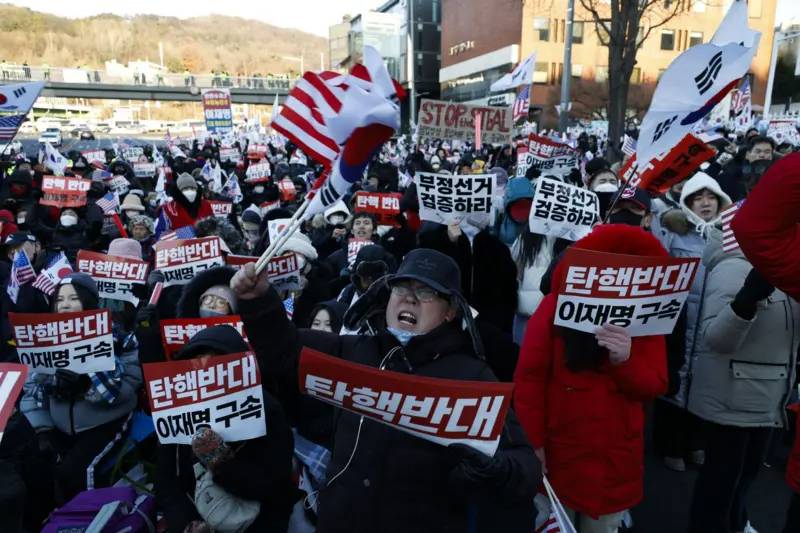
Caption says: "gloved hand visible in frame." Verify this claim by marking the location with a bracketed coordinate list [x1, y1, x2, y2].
[183, 521, 211, 533]
[146, 268, 165, 289]
[135, 303, 159, 329]
[191, 427, 232, 472]
[52, 369, 91, 401]
[449, 443, 511, 486]
[732, 268, 775, 320]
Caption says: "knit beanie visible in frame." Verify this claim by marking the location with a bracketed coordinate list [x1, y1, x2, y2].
[200, 285, 238, 313]
[176, 172, 197, 190]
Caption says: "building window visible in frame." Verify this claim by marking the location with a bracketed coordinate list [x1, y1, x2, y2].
[597, 21, 610, 46]
[689, 31, 703, 47]
[631, 67, 642, 84]
[571, 64, 583, 78]
[595, 66, 608, 83]
[660, 30, 675, 50]
[534, 18, 550, 41]
[534, 62, 549, 83]
[572, 21, 584, 44]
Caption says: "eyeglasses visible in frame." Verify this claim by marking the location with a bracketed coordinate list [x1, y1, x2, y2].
[390, 282, 440, 303]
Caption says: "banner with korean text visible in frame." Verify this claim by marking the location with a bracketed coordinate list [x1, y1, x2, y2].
[354, 191, 402, 226]
[133, 162, 156, 178]
[144, 352, 265, 444]
[621, 134, 716, 193]
[226, 253, 302, 292]
[209, 200, 233, 217]
[523, 134, 579, 177]
[418, 99, 512, 145]
[160, 316, 250, 359]
[77, 250, 149, 305]
[154, 237, 225, 287]
[529, 177, 599, 240]
[299, 348, 514, 456]
[416, 173, 496, 225]
[40, 176, 91, 208]
[219, 148, 241, 164]
[201, 88, 234, 133]
[554, 249, 700, 336]
[10, 310, 115, 374]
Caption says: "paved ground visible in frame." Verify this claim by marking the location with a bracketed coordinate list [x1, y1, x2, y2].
[632, 418, 794, 533]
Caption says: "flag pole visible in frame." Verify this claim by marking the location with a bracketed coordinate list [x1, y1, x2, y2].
[254, 197, 310, 274]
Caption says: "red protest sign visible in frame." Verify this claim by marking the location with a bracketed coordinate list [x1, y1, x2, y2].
[160, 316, 251, 359]
[154, 237, 225, 287]
[555, 248, 700, 336]
[0, 363, 28, 444]
[209, 200, 233, 217]
[10, 310, 115, 374]
[299, 348, 514, 455]
[525, 133, 579, 177]
[354, 191, 403, 226]
[143, 352, 265, 444]
[40, 176, 91, 208]
[622, 134, 716, 194]
[226, 254, 258, 270]
[278, 178, 297, 202]
[77, 250, 149, 305]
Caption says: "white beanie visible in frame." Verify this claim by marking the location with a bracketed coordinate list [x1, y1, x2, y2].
[276, 232, 318, 261]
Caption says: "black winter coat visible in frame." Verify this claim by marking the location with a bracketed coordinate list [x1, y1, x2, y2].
[239, 287, 539, 533]
[154, 389, 295, 533]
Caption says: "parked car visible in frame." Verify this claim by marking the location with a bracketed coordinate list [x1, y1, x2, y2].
[38, 127, 62, 146]
[70, 127, 95, 140]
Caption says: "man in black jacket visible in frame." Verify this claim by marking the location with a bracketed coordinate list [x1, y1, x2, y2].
[231, 248, 540, 533]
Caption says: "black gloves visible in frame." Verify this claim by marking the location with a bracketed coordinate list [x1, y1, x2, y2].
[731, 268, 775, 320]
[51, 370, 91, 401]
[135, 303, 159, 329]
[449, 443, 511, 488]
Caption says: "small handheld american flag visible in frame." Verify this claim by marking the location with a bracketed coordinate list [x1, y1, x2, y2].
[159, 225, 196, 242]
[7, 250, 36, 304]
[32, 252, 72, 296]
[95, 192, 119, 215]
[721, 200, 744, 253]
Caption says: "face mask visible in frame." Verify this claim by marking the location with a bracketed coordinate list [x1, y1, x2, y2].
[16, 215, 25, 224]
[592, 183, 618, 193]
[253, 185, 265, 194]
[60, 214, 78, 227]
[387, 326, 420, 346]
[608, 210, 643, 227]
[199, 308, 226, 318]
[182, 189, 197, 202]
[329, 214, 344, 225]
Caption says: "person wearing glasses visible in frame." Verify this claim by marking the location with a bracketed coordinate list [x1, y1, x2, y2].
[230, 248, 539, 533]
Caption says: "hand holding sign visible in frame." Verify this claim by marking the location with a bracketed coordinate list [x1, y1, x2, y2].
[595, 324, 632, 365]
[230, 262, 271, 301]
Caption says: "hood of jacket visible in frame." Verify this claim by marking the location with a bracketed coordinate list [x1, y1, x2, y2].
[503, 177, 534, 210]
[550, 224, 669, 294]
[194, 216, 246, 255]
[679, 172, 732, 233]
[176, 265, 237, 318]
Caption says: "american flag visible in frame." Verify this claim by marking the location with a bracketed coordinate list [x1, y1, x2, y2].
[96, 192, 119, 214]
[32, 252, 72, 296]
[0, 114, 25, 142]
[621, 135, 638, 157]
[159, 225, 196, 242]
[7, 250, 35, 304]
[512, 84, 531, 123]
[283, 297, 294, 320]
[721, 200, 744, 253]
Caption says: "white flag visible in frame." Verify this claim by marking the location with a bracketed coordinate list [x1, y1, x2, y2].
[490, 51, 537, 92]
[636, 0, 759, 167]
[44, 142, 68, 176]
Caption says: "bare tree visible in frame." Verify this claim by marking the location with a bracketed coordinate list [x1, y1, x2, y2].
[577, 0, 694, 161]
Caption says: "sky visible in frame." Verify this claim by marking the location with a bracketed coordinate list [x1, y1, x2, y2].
[7, 0, 387, 37]
[7, 0, 800, 36]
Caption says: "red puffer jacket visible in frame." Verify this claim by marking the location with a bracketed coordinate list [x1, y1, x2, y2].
[162, 198, 214, 230]
[787, 404, 800, 494]
[732, 152, 800, 301]
[513, 225, 668, 518]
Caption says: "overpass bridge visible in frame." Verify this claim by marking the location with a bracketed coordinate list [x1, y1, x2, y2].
[0, 64, 294, 104]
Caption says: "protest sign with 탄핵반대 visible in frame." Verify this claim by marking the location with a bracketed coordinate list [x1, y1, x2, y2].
[154, 237, 225, 287]
[77, 250, 149, 306]
[144, 351, 266, 444]
[354, 191, 402, 226]
[10, 310, 116, 375]
[225, 253, 303, 292]
[416, 172, 496, 226]
[160, 316, 251, 359]
[529, 177, 599, 241]
[554, 248, 700, 336]
[299, 348, 514, 456]
[523, 134, 580, 177]
[40, 176, 91, 208]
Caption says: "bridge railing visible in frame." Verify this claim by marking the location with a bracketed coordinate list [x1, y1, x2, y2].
[0, 63, 296, 90]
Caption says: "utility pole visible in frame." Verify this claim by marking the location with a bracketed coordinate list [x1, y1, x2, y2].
[408, 0, 417, 130]
[559, 0, 575, 133]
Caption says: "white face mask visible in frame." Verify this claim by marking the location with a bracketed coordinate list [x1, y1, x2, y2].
[60, 214, 78, 227]
[182, 189, 197, 202]
[328, 214, 344, 225]
[592, 183, 619, 193]
[16, 215, 25, 224]
[253, 185, 265, 194]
